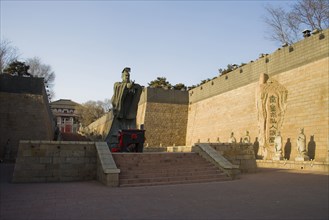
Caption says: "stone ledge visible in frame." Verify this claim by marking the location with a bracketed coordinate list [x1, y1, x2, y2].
[256, 160, 329, 172]
[193, 143, 240, 179]
[20, 140, 95, 145]
[95, 142, 120, 187]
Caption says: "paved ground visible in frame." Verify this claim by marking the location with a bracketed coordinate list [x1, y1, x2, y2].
[0, 164, 328, 220]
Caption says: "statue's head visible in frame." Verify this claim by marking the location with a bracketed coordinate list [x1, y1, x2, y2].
[299, 128, 304, 134]
[121, 67, 131, 83]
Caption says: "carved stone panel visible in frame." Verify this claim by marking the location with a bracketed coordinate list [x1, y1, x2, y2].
[256, 74, 288, 159]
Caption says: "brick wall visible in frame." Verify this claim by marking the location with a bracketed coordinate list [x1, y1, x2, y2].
[137, 88, 188, 147]
[186, 29, 329, 162]
[209, 143, 257, 173]
[0, 86, 55, 160]
[12, 141, 96, 182]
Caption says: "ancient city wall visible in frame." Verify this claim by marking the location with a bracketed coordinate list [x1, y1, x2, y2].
[186, 29, 329, 162]
[0, 75, 55, 160]
[136, 87, 188, 147]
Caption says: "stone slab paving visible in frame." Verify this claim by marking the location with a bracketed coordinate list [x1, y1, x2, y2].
[0, 164, 328, 220]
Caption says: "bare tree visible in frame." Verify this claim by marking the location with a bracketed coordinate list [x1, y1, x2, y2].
[26, 57, 56, 100]
[264, 0, 329, 45]
[290, 0, 329, 31]
[264, 5, 299, 45]
[0, 39, 19, 74]
[76, 101, 106, 127]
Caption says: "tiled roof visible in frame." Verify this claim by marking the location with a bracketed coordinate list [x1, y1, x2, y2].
[50, 99, 80, 109]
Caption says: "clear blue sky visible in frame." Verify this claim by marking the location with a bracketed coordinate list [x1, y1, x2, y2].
[1, 0, 295, 104]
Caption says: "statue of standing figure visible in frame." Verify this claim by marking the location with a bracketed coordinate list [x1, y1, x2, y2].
[105, 67, 143, 147]
[295, 128, 309, 161]
[272, 131, 283, 160]
[111, 67, 142, 126]
[243, 131, 251, 144]
[228, 132, 237, 143]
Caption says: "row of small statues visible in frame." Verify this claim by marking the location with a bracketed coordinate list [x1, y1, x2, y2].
[228, 131, 251, 144]
[227, 128, 310, 161]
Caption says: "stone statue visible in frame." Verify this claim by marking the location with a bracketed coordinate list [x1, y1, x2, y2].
[228, 132, 236, 143]
[243, 131, 250, 144]
[297, 128, 306, 154]
[274, 131, 282, 153]
[295, 128, 309, 161]
[105, 68, 142, 147]
[272, 131, 283, 160]
[111, 67, 142, 128]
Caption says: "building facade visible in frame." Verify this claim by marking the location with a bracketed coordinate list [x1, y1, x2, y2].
[50, 99, 80, 133]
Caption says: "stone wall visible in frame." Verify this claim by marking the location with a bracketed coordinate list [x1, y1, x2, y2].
[256, 160, 328, 172]
[137, 87, 188, 147]
[85, 112, 113, 139]
[186, 29, 329, 162]
[12, 141, 96, 182]
[0, 76, 55, 160]
[208, 143, 257, 173]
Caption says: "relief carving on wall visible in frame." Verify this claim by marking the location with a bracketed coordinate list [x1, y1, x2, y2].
[256, 73, 288, 159]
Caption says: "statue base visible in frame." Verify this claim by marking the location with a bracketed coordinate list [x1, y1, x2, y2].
[295, 154, 310, 161]
[272, 153, 283, 161]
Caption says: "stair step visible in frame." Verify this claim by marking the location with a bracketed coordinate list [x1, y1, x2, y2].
[112, 152, 232, 187]
[120, 176, 231, 187]
[119, 169, 222, 179]
[120, 173, 229, 184]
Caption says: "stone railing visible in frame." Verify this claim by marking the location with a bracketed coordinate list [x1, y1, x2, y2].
[193, 143, 240, 179]
[95, 142, 120, 186]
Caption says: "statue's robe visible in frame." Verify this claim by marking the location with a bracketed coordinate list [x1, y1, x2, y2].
[112, 82, 142, 120]
[105, 82, 142, 147]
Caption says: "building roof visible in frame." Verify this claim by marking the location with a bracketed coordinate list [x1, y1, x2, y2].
[50, 99, 80, 109]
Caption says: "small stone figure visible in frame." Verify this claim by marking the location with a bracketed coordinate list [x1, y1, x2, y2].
[272, 131, 283, 160]
[274, 131, 282, 153]
[297, 128, 306, 154]
[295, 128, 309, 161]
[228, 132, 236, 143]
[243, 131, 250, 144]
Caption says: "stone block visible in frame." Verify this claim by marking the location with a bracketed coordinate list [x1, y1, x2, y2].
[40, 157, 52, 164]
[62, 170, 79, 177]
[23, 149, 32, 157]
[37, 170, 54, 177]
[65, 157, 84, 164]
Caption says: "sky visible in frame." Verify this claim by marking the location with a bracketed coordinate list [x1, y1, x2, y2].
[1, 0, 296, 104]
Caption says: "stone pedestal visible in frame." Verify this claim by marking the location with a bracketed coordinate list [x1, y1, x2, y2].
[295, 154, 310, 161]
[272, 153, 283, 161]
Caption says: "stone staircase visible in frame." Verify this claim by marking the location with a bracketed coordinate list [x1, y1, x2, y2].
[112, 152, 232, 187]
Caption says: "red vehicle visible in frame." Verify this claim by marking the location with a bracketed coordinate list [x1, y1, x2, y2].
[111, 129, 145, 152]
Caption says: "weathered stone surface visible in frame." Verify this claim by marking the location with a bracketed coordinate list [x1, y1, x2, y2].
[12, 141, 96, 183]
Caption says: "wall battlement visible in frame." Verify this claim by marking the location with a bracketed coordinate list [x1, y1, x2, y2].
[189, 29, 329, 104]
